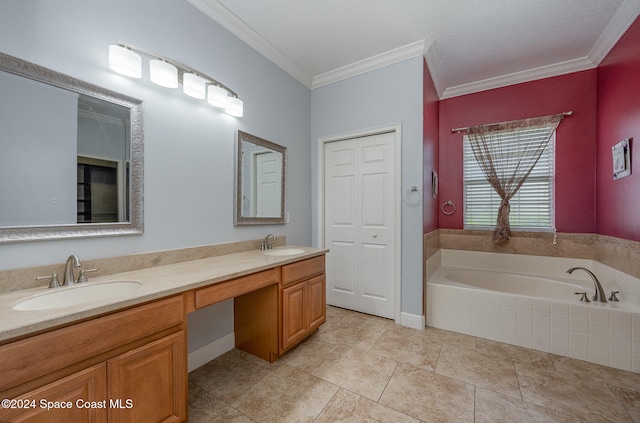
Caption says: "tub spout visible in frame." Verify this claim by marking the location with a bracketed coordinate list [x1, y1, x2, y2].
[566, 267, 606, 303]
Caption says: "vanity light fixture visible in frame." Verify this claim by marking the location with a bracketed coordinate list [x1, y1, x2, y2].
[149, 59, 178, 88]
[207, 84, 228, 108]
[225, 96, 244, 117]
[183, 73, 207, 99]
[108, 45, 141, 78]
[108, 41, 243, 117]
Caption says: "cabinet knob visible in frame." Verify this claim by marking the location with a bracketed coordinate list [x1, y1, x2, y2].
[372, 233, 378, 238]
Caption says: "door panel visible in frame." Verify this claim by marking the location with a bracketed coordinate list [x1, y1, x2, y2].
[255, 151, 282, 217]
[324, 132, 396, 319]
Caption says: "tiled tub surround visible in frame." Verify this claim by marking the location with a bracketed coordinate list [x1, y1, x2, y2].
[427, 249, 640, 373]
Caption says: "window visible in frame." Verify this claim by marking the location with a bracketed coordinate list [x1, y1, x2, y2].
[463, 128, 555, 231]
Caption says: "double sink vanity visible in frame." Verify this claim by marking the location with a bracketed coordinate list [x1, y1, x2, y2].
[0, 50, 317, 422]
[0, 245, 327, 422]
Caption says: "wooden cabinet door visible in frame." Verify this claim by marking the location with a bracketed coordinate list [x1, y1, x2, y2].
[107, 331, 186, 423]
[307, 275, 326, 331]
[281, 282, 308, 350]
[0, 364, 107, 423]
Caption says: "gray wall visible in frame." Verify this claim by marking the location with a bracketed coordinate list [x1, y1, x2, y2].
[0, 0, 311, 269]
[0, 0, 425, 346]
[0, 0, 311, 354]
[311, 58, 425, 317]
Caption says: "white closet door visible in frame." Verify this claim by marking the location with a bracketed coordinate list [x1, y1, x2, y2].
[324, 132, 396, 319]
[255, 151, 281, 217]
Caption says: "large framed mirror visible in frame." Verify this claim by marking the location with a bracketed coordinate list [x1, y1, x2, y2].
[0, 51, 143, 243]
[235, 131, 287, 225]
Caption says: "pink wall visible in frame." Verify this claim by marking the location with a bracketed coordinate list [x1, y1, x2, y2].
[597, 16, 640, 241]
[423, 59, 440, 233]
[437, 70, 598, 233]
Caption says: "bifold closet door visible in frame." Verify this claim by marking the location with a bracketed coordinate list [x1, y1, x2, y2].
[324, 132, 396, 319]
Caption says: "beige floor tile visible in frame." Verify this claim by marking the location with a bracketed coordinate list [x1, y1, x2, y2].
[311, 345, 398, 401]
[231, 364, 339, 423]
[370, 325, 442, 371]
[316, 315, 387, 351]
[436, 343, 521, 398]
[315, 388, 419, 423]
[379, 363, 475, 422]
[475, 387, 581, 423]
[609, 385, 640, 423]
[476, 338, 555, 369]
[551, 353, 640, 392]
[326, 305, 352, 321]
[187, 307, 640, 422]
[338, 309, 396, 330]
[423, 326, 477, 350]
[277, 332, 340, 373]
[188, 349, 277, 403]
[188, 382, 253, 423]
[516, 362, 633, 422]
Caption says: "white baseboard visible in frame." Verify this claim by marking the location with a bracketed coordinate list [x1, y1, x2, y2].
[400, 312, 425, 330]
[188, 333, 235, 372]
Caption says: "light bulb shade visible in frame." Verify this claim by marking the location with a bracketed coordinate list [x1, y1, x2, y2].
[225, 96, 243, 117]
[183, 73, 207, 99]
[109, 45, 141, 78]
[207, 85, 228, 108]
[149, 59, 178, 88]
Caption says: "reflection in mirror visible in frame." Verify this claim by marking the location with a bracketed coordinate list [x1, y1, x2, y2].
[0, 51, 143, 243]
[235, 131, 287, 225]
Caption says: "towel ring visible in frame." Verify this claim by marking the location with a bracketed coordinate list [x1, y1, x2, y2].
[404, 186, 422, 206]
[441, 201, 456, 215]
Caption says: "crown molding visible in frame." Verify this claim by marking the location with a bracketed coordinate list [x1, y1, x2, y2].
[186, 0, 312, 87]
[588, 0, 640, 65]
[440, 57, 596, 100]
[440, 0, 640, 99]
[188, 0, 640, 96]
[423, 40, 445, 98]
[311, 39, 426, 89]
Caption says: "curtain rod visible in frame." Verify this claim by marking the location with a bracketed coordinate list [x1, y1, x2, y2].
[451, 111, 573, 134]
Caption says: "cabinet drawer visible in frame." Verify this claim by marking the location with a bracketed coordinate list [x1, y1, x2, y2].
[195, 269, 278, 309]
[281, 256, 325, 286]
[0, 295, 184, 392]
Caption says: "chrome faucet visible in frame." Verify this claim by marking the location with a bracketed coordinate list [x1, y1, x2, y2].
[63, 254, 82, 286]
[261, 234, 277, 250]
[566, 267, 607, 303]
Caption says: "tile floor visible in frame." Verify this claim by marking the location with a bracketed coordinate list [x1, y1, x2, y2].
[188, 306, 640, 422]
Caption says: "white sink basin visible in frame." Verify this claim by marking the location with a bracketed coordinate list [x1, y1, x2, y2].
[263, 248, 305, 256]
[13, 281, 142, 311]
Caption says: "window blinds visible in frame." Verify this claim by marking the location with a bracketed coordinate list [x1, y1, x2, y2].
[463, 129, 555, 230]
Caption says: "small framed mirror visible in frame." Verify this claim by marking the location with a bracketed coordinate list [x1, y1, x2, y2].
[235, 131, 287, 225]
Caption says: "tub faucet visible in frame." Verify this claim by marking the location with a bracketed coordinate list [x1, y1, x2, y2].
[566, 267, 606, 303]
[261, 234, 277, 250]
[63, 254, 82, 286]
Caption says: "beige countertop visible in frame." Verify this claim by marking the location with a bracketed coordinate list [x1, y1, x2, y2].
[0, 246, 327, 343]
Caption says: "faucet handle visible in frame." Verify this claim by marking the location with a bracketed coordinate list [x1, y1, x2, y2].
[77, 268, 98, 284]
[574, 292, 590, 302]
[608, 291, 620, 302]
[37, 273, 61, 288]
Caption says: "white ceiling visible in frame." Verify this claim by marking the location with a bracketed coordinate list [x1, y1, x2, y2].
[187, 0, 640, 98]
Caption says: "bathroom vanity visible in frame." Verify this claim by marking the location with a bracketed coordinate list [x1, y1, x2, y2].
[0, 247, 326, 423]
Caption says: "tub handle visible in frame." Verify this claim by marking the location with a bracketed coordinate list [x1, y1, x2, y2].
[574, 292, 590, 302]
[608, 291, 620, 302]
